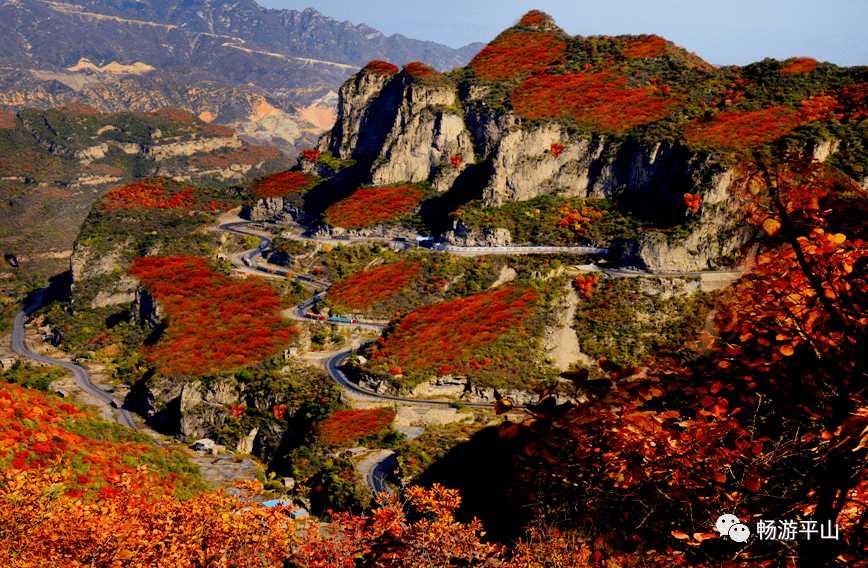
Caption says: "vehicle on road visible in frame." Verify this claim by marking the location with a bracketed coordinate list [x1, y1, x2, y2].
[242, 257, 252, 267]
[111, 399, 121, 408]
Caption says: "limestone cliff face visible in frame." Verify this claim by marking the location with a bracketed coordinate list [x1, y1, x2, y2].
[69, 240, 139, 307]
[300, 67, 847, 270]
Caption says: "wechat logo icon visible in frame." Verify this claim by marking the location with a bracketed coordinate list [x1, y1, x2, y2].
[716, 514, 751, 543]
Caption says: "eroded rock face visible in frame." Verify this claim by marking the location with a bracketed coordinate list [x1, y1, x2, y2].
[299, 67, 766, 271]
[69, 240, 139, 308]
[441, 220, 513, 247]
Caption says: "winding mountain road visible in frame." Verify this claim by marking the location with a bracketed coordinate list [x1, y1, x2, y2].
[11, 291, 140, 430]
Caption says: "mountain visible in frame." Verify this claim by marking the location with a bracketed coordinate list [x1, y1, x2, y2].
[266, 12, 868, 272]
[0, 104, 292, 281]
[0, 0, 484, 154]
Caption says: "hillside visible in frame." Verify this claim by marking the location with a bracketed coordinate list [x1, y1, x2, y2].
[0, 0, 483, 155]
[5, 9, 868, 567]
[0, 105, 291, 292]
[257, 11, 868, 273]
[0, 379, 207, 500]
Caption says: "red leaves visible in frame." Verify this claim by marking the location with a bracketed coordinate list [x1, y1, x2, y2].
[512, 71, 681, 134]
[101, 178, 195, 212]
[517, 10, 551, 26]
[685, 105, 802, 152]
[574, 274, 599, 298]
[469, 30, 566, 81]
[324, 184, 424, 230]
[495, 398, 514, 415]
[364, 60, 399, 75]
[314, 407, 395, 447]
[231, 405, 245, 420]
[302, 148, 320, 162]
[450, 155, 461, 168]
[621, 36, 667, 59]
[252, 171, 318, 199]
[370, 285, 538, 376]
[0, 111, 17, 129]
[130, 256, 297, 375]
[683, 193, 701, 214]
[550, 142, 563, 158]
[780, 57, 818, 75]
[761, 217, 781, 237]
[273, 404, 286, 420]
[403, 62, 436, 79]
[328, 260, 422, 310]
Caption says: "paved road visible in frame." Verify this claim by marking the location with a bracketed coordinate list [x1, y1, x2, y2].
[11, 290, 139, 430]
[326, 349, 512, 410]
[368, 451, 397, 500]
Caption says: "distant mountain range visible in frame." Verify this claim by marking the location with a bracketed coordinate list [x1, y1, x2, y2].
[0, 0, 484, 154]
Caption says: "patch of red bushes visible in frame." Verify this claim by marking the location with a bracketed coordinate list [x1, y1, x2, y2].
[100, 178, 195, 212]
[470, 31, 566, 81]
[327, 260, 422, 310]
[252, 171, 319, 199]
[324, 185, 423, 229]
[517, 10, 551, 26]
[621, 36, 667, 59]
[404, 62, 436, 79]
[130, 256, 298, 375]
[685, 105, 802, 151]
[365, 61, 399, 75]
[0, 111, 17, 129]
[0, 382, 180, 499]
[512, 71, 679, 133]
[315, 407, 395, 447]
[370, 284, 539, 374]
[56, 103, 99, 115]
[780, 58, 817, 75]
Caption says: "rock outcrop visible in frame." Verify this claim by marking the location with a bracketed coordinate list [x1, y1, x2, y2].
[293, 65, 762, 271]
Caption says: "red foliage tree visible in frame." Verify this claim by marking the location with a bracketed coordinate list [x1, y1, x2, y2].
[364, 60, 400, 75]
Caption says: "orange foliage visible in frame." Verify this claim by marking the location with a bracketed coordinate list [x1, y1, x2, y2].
[404, 62, 436, 79]
[780, 57, 818, 75]
[364, 60, 400, 75]
[130, 256, 297, 375]
[683, 193, 701, 214]
[550, 142, 563, 158]
[101, 177, 195, 212]
[621, 36, 666, 58]
[517, 10, 551, 26]
[0, 383, 180, 500]
[252, 171, 318, 199]
[450, 155, 461, 168]
[314, 407, 394, 447]
[371, 284, 538, 374]
[685, 105, 801, 151]
[0, 462, 296, 567]
[327, 260, 421, 310]
[470, 31, 566, 81]
[799, 93, 842, 122]
[573, 275, 599, 299]
[0, 111, 16, 129]
[512, 71, 680, 133]
[302, 148, 320, 162]
[324, 185, 424, 229]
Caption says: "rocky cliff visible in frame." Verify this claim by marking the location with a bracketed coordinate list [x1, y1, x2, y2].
[299, 66, 750, 271]
[287, 13, 866, 271]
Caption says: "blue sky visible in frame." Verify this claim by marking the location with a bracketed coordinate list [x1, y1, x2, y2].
[259, 0, 868, 67]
